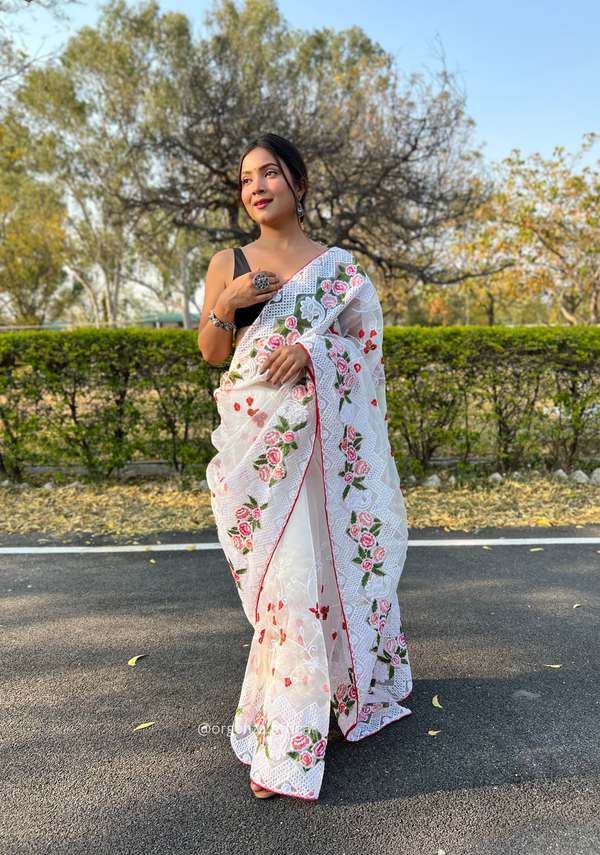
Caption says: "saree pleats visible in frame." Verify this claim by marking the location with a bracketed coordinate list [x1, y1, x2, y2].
[206, 247, 413, 800]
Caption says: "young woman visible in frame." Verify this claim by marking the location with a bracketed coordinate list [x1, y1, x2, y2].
[198, 134, 412, 801]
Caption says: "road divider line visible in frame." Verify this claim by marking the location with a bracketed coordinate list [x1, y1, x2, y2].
[1, 536, 600, 554]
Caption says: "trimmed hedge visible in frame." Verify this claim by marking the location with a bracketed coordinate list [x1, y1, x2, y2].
[1, 327, 600, 481]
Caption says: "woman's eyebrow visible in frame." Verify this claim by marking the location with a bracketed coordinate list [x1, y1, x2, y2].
[241, 162, 279, 177]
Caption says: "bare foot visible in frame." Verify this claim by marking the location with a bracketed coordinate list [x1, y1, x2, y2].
[250, 780, 276, 798]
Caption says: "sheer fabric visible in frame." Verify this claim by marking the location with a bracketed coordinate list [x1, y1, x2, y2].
[206, 247, 412, 800]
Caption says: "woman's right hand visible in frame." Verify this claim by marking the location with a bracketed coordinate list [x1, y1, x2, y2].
[218, 268, 283, 312]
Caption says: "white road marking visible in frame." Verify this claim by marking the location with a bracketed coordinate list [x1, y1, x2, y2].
[0, 536, 600, 554]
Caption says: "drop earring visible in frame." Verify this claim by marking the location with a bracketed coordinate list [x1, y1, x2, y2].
[296, 193, 304, 218]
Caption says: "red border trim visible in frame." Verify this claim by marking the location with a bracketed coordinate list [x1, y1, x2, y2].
[296, 340, 361, 739]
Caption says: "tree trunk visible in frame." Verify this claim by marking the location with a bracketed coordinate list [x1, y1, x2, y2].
[180, 232, 191, 330]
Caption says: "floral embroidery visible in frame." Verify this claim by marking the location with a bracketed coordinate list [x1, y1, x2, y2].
[252, 414, 308, 487]
[287, 728, 327, 771]
[331, 667, 358, 718]
[324, 337, 356, 412]
[219, 368, 244, 391]
[367, 597, 392, 651]
[226, 495, 268, 557]
[308, 602, 330, 620]
[376, 626, 409, 679]
[252, 705, 273, 759]
[226, 555, 246, 590]
[347, 510, 386, 588]
[338, 424, 370, 499]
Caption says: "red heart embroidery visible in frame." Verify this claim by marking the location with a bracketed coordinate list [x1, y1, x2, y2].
[371, 399, 377, 406]
[246, 397, 254, 405]
[354, 363, 361, 372]
[370, 329, 377, 336]
[233, 402, 241, 411]
[358, 329, 365, 338]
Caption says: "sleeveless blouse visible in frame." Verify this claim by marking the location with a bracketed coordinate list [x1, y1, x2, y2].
[233, 247, 264, 329]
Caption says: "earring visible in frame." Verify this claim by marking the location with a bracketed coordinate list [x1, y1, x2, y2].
[296, 193, 304, 218]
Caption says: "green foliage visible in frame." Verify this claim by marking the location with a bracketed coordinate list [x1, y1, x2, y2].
[2, 327, 600, 482]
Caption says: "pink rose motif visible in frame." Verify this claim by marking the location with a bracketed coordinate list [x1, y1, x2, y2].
[398, 633, 406, 648]
[358, 511, 373, 527]
[232, 535, 243, 550]
[272, 466, 285, 480]
[292, 385, 307, 401]
[372, 703, 383, 711]
[392, 654, 401, 666]
[264, 429, 280, 446]
[222, 379, 233, 391]
[306, 381, 314, 394]
[258, 465, 270, 482]
[345, 264, 357, 275]
[256, 351, 269, 365]
[282, 430, 295, 443]
[252, 508, 261, 519]
[321, 294, 337, 309]
[300, 752, 313, 768]
[354, 459, 369, 476]
[361, 705, 371, 715]
[336, 683, 347, 700]
[385, 638, 396, 654]
[358, 714, 368, 722]
[332, 338, 345, 353]
[338, 702, 346, 715]
[257, 339, 266, 348]
[238, 521, 252, 537]
[344, 373, 354, 388]
[291, 734, 310, 750]
[347, 446, 357, 462]
[362, 558, 373, 572]
[287, 330, 300, 345]
[268, 333, 285, 350]
[350, 523, 360, 537]
[254, 711, 264, 726]
[339, 386, 345, 397]
[235, 507, 250, 519]
[285, 316, 297, 329]
[351, 274, 364, 288]
[333, 280, 348, 294]
[379, 620, 386, 633]
[245, 538, 253, 550]
[359, 532, 376, 549]
[336, 358, 348, 374]
[369, 613, 379, 627]
[373, 546, 386, 562]
[267, 447, 282, 465]
[313, 738, 326, 758]
[347, 426, 356, 441]
[341, 438, 348, 451]
[344, 472, 353, 483]
[379, 599, 391, 613]
[321, 279, 332, 292]
[233, 572, 240, 581]
[349, 685, 358, 700]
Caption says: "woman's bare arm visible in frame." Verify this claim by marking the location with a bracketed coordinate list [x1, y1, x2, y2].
[197, 250, 236, 366]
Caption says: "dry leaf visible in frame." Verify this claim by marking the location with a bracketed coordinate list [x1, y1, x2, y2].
[432, 695, 443, 708]
[536, 518, 552, 526]
[542, 664, 562, 668]
[185, 545, 196, 551]
[428, 730, 442, 735]
[150, 559, 156, 563]
[133, 722, 155, 731]
[483, 546, 491, 550]
[530, 548, 544, 552]
[128, 654, 149, 666]
[573, 604, 581, 608]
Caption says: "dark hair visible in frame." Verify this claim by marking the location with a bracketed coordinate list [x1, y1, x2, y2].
[237, 133, 309, 224]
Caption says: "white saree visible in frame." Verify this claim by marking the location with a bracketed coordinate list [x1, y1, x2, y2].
[206, 246, 412, 800]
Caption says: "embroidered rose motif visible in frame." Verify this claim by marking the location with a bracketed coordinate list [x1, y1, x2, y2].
[313, 739, 326, 758]
[236, 507, 250, 519]
[358, 511, 373, 527]
[222, 379, 233, 391]
[349, 685, 358, 700]
[282, 430, 295, 443]
[238, 521, 252, 537]
[359, 532, 375, 549]
[354, 459, 369, 476]
[379, 598, 391, 613]
[287, 329, 300, 345]
[252, 508, 261, 519]
[385, 638, 396, 654]
[291, 734, 310, 750]
[292, 385, 307, 401]
[344, 472, 353, 483]
[272, 466, 285, 479]
[351, 274, 364, 287]
[321, 293, 337, 309]
[338, 702, 346, 714]
[369, 613, 379, 627]
[264, 430, 280, 446]
[350, 523, 360, 537]
[347, 426, 356, 441]
[392, 654, 401, 666]
[336, 357, 348, 373]
[255, 351, 269, 365]
[284, 316, 297, 329]
[268, 333, 285, 350]
[258, 465, 270, 482]
[362, 558, 373, 571]
[333, 280, 348, 294]
[232, 535, 243, 550]
[373, 546, 386, 561]
[300, 752, 313, 768]
[336, 683, 348, 700]
[267, 447, 281, 466]
[320, 280, 332, 292]
[399, 633, 406, 648]
[344, 373, 354, 388]
[345, 264, 357, 275]
[331, 339, 345, 353]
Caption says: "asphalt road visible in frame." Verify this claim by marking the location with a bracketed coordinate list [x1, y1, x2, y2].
[1, 525, 599, 855]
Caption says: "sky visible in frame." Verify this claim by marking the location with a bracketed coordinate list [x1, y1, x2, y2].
[14, 0, 600, 167]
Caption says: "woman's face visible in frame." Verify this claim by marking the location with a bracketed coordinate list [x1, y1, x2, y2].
[240, 146, 302, 226]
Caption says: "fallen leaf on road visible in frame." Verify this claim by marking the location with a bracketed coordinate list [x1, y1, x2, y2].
[428, 730, 441, 735]
[133, 722, 155, 731]
[432, 695, 443, 708]
[530, 548, 544, 552]
[128, 654, 149, 666]
[542, 664, 562, 668]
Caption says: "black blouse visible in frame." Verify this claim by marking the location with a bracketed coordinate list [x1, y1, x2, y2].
[232, 247, 265, 329]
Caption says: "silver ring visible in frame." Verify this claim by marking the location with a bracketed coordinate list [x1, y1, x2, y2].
[252, 272, 270, 291]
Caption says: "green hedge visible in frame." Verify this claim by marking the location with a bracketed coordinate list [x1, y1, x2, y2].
[1, 327, 600, 481]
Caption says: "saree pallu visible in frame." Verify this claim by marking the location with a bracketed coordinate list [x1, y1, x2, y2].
[206, 246, 412, 800]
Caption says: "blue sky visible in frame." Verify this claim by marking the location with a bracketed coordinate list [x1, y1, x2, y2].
[16, 0, 600, 166]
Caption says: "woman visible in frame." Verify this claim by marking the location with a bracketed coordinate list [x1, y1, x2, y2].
[198, 134, 412, 801]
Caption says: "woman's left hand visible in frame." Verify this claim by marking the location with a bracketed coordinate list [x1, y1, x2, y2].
[259, 344, 310, 385]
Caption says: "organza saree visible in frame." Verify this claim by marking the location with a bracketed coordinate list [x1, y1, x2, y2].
[206, 246, 412, 800]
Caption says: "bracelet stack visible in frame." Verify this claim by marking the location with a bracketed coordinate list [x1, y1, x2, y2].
[208, 308, 236, 331]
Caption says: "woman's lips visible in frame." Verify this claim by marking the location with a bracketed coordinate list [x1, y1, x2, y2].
[254, 200, 272, 208]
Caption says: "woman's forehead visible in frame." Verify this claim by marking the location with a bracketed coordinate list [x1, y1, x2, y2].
[241, 147, 283, 174]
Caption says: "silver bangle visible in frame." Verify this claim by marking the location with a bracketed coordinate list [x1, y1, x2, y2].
[208, 308, 236, 331]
